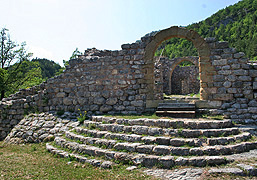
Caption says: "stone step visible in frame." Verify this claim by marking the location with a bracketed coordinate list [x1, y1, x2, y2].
[91, 116, 233, 129]
[163, 98, 199, 103]
[158, 103, 195, 108]
[65, 131, 255, 156]
[53, 137, 230, 168]
[46, 143, 114, 169]
[156, 102, 196, 118]
[84, 120, 240, 138]
[156, 111, 195, 113]
[156, 111, 195, 118]
[74, 127, 251, 147]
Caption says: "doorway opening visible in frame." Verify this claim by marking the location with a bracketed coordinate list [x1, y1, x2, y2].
[143, 26, 214, 109]
[154, 37, 200, 100]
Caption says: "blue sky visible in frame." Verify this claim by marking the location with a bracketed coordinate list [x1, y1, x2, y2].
[0, 0, 240, 66]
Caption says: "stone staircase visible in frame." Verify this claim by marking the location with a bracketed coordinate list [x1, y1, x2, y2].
[46, 116, 257, 169]
[156, 102, 196, 118]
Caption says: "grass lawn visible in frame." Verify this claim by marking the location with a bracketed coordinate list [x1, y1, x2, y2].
[0, 141, 156, 180]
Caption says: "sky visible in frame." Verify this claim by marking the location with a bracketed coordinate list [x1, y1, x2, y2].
[0, 0, 241, 66]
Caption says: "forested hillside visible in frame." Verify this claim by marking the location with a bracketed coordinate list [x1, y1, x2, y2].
[32, 58, 62, 79]
[156, 0, 257, 61]
[3, 59, 61, 97]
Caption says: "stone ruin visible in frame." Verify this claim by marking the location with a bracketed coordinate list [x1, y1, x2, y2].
[0, 26, 257, 141]
[157, 56, 200, 95]
[1, 27, 257, 177]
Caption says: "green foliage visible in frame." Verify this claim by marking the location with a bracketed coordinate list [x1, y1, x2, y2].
[88, 123, 96, 130]
[155, 0, 257, 61]
[155, 38, 198, 59]
[7, 60, 43, 95]
[0, 28, 35, 99]
[0, 142, 151, 180]
[70, 47, 82, 60]
[77, 109, 89, 124]
[55, 48, 82, 76]
[57, 110, 65, 116]
[0, 27, 80, 99]
[32, 58, 62, 79]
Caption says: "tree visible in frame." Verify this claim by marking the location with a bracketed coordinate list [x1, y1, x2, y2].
[0, 28, 40, 99]
[56, 48, 82, 76]
[32, 58, 62, 79]
[70, 47, 82, 60]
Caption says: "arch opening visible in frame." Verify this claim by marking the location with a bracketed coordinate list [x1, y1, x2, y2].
[143, 26, 214, 108]
[169, 57, 200, 96]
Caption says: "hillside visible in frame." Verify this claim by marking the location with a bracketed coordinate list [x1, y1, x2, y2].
[32, 58, 62, 79]
[3, 58, 61, 98]
[156, 0, 257, 61]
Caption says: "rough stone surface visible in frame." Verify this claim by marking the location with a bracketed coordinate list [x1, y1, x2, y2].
[4, 112, 79, 144]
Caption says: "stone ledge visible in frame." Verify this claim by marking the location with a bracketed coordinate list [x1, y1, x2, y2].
[46, 143, 114, 169]
[74, 127, 250, 147]
[84, 120, 240, 138]
[92, 116, 232, 129]
[54, 137, 229, 168]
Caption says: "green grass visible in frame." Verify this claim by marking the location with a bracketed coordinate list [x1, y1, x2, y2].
[197, 114, 224, 120]
[0, 141, 156, 180]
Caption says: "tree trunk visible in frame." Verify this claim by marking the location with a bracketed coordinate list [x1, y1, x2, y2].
[1, 90, 5, 100]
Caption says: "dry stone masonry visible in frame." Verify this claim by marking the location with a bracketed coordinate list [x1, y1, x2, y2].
[0, 26, 257, 142]
[158, 56, 200, 95]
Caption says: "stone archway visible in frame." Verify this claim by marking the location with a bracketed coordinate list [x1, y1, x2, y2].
[143, 26, 215, 108]
[168, 56, 199, 95]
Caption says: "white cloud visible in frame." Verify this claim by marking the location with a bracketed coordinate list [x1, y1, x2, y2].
[28, 46, 55, 61]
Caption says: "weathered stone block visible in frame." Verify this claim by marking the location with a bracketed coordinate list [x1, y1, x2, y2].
[170, 147, 189, 156]
[253, 82, 257, 89]
[153, 145, 171, 155]
[213, 59, 227, 66]
[248, 107, 257, 114]
[155, 137, 170, 145]
[227, 88, 237, 94]
[121, 44, 130, 49]
[249, 100, 257, 107]
[213, 94, 233, 101]
[223, 81, 232, 88]
[226, 75, 236, 82]
[231, 64, 240, 69]
[136, 145, 154, 153]
[106, 98, 117, 105]
[131, 100, 144, 107]
[56, 92, 66, 98]
[249, 70, 257, 77]
[94, 97, 105, 105]
[233, 69, 248, 76]
[159, 156, 174, 169]
[234, 52, 245, 58]
[99, 105, 112, 112]
[142, 155, 159, 167]
[148, 128, 162, 136]
[213, 75, 225, 82]
[63, 98, 73, 105]
[238, 76, 251, 81]
[218, 70, 231, 75]
[170, 138, 185, 146]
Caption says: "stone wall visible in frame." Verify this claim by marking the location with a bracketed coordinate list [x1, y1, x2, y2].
[0, 26, 257, 140]
[170, 65, 200, 95]
[46, 47, 146, 115]
[0, 85, 48, 140]
[158, 56, 200, 95]
[205, 38, 257, 123]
